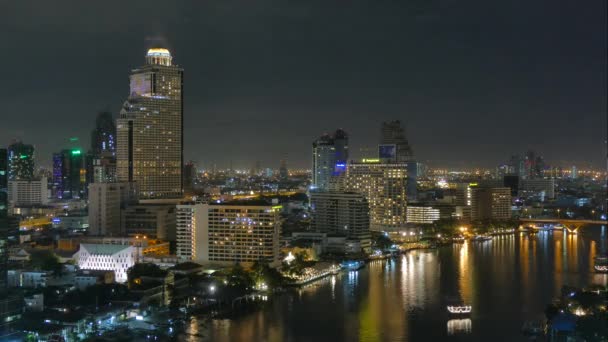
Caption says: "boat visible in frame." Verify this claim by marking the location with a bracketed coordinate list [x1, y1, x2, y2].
[472, 235, 492, 242]
[340, 260, 365, 271]
[594, 254, 608, 273]
[446, 297, 471, 316]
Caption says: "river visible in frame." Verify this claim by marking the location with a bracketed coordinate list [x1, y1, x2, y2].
[181, 226, 607, 342]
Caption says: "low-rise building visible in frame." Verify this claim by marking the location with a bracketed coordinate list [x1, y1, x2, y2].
[74, 270, 115, 290]
[75, 244, 138, 283]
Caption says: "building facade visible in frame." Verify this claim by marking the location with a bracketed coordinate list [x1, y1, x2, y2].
[52, 149, 86, 199]
[117, 48, 183, 199]
[76, 244, 138, 283]
[344, 161, 408, 231]
[309, 191, 371, 253]
[7, 142, 34, 181]
[311, 129, 349, 191]
[88, 182, 137, 236]
[192, 202, 281, 267]
[7, 178, 48, 206]
[176, 203, 205, 261]
[471, 187, 511, 221]
[121, 203, 176, 241]
[406, 206, 440, 224]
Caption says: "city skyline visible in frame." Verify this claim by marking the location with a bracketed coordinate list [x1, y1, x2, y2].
[1, 1, 606, 170]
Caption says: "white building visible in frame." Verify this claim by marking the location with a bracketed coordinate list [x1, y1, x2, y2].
[176, 203, 205, 261]
[75, 244, 138, 283]
[406, 206, 440, 224]
[8, 177, 48, 206]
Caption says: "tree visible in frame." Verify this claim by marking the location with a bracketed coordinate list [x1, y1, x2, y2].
[29, 250, 63, 276]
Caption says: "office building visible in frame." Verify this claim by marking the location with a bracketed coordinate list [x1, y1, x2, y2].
[121, 203, 176, 241]
[7, 178, 48, 206]
[519, 178, 555, 200]
[88, 182, 137, 236]
[52, 148, 86, 199]
[7, 142, 34, 181]
[190, 202, 281, 267]
[183, 161, 195, 193]
[0, 152, 8, 290]
[344, 160, 408, 231]
[176, 203, 205, 261]
[312, 129, 349, 190]
[471, 187, 511, 221]
[279, 159, 288, 180]
[406, 206, 440, 224]
[379, 120, 413, 162]
[117, 48, 184, 199]
[310, 191, 371, 253]
[91, 111, 116, 157]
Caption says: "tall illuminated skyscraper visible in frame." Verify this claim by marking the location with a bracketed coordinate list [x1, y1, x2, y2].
[379, 120, 413, 162]
[312, 129, 349, 190]
[117, 48, 183, 199]
[7, 141, 34, 181]
[344, 160, 408, 232]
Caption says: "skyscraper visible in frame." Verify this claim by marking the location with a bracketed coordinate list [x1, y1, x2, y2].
[310, 191, 371, 253]
[52, 148, 86, 199]
[0, 150, 7, 289]
[344, 160, 408, 231]
[91, 111, 116, 156]
[379, 121, 413, 162]
[117, 48, 184, 199]
[312, 129, 349, 190]
[7, 141, 34, 181]
[312, 134, 335, 190]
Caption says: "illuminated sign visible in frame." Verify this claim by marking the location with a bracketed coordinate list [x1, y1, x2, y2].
[469, 183, 478, 187]
[129, 73, 152, 97]
[71, 150, 81, 155]
[272, 205, 283, 210]
[362, 158, 380, 163]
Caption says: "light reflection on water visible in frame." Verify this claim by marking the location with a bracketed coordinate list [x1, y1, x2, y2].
[182, 226, 607, 342]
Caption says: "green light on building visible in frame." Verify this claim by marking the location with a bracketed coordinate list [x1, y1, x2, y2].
[71, 150, 81, 155]
[19, 154, 28, 159]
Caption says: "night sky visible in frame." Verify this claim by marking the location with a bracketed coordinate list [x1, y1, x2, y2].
[1, 1, 606, 169]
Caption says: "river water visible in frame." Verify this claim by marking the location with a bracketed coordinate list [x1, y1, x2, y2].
[182, 226, 607, 342]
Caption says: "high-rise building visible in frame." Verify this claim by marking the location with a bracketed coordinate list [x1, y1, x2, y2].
[7, 178, 48, 206]
[91, 111, 116, 156]
[0, 151, 8, 290]
[310, 191, 371, 253]
[471, 186, 511, 221]
[344, 160, 408, 231]
[176, 203, 205, 261]
[379, 120, 413, 162]
[183, 161, 195, 194]
[117, 48, 184, 199]
[89, 111, 117, 185]
[185, 202, 281, 266]
[312, 129, 349, 191]
[7, 142, 34, 181]
[312, 134, 336, 191]
[406, 206, 440, 224]
[52, 148, 86, 199]
[570, 165, 578, 179]
[121, 203, 176, 240]
[279, 159, 288, 180]
[519, 178, 555, 200]
[88, 182, 137, 236]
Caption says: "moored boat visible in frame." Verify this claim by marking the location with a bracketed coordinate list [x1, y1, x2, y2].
[594, 254, 608, 272]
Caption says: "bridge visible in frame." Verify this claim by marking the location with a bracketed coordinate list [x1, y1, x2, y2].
[519, 218, 607, 233]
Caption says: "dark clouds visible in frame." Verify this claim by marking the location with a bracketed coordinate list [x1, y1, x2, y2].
[1, 0, 606, 169]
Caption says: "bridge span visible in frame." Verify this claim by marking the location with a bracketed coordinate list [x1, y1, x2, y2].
[519, 218, 607, 233]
